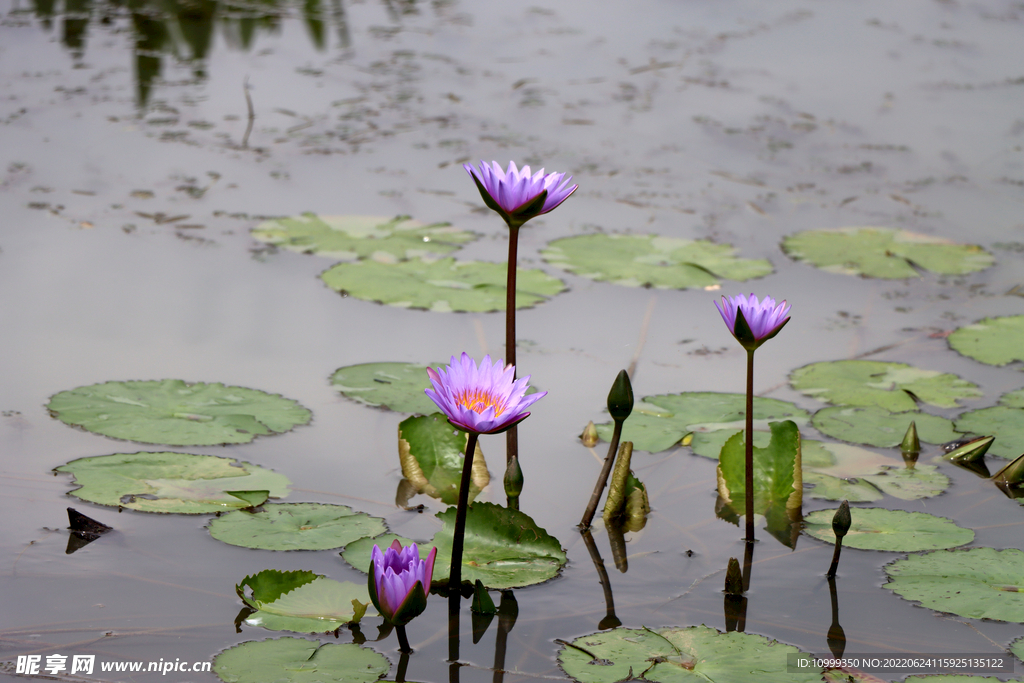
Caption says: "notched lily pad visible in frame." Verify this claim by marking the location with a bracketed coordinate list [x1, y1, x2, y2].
[56, 452, 291, 514]
[213, 637, 389, 683]
[782, 227, 994, 279]
[399, 413, 489, 505]
[236, 570, 374, 633]
[252, 213, 476, 261]
[320, 257, 566, 312]
[540, 233, 773, 289]
[557, 625, 822, 683]
[948, 315, 1024, 366]
[884, 548, 1024, 622]
[803, 508, 973, 552]
[209, 503, 387, 551]
[330, 362, 438, 414]
[47, 380, 312, 446]
[790, 360, 980, 412]
[812, 406, 959, 448]
[955, 390, 1024, 459]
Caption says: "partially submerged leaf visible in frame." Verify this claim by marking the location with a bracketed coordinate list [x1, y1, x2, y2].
[540, 233, 773, 289]
[56, 452, 290, 514]
[717, 421, 802, 513]
[948, 315, 1024, 366]
[331, 361, 440, 414]
[241, 577, 374, 633]
[209, 503, 387, 551]
[860, 465, 949, 500]
[803, 508, 973, 552]
[320, 257, 565, 312]
[813, 406, 959, 448]
[398, 413, 489, 505]
[213, 637, 389, 683]
[226, 490, 270, 508]
[47, 380, 311, 446]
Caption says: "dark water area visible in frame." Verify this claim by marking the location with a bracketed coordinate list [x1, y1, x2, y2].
[2, 0, 1024, 681]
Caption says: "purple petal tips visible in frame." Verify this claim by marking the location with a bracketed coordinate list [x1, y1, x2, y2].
[715, 293, 791, 351]
[464, 160, 577, 228]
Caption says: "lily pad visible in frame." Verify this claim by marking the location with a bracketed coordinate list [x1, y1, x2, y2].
[884, 548, 1024, 622]
[47, 380, 311, 446]
[790, 360, 981, 412]
[213, 637, 389, 683]
[802, 471, 884, 502]
[330, 362, 438, 414]
[399, 413, 489, 505]
[948, 315, 1024, 366]
[209, 503, 387, 551]
[781, 227, 994, 278]
[540, 234, 773, 289]
[56, 452, 290, 514]
[717, 421, 802, 513]
[803, 508, 973, 551]
[860, 465, 949, 500]
[800, 442, 949, 501]
[1010, 636, 1024, 666]
[320, 257, 565, 312]
[596, 392, 809, 456]
[812, 406, 959, 448]
[251, 213, 475, 261]
[557, 625, 822, 683]
[955, 392, 1024, 459]
[236, 570, 374, 633]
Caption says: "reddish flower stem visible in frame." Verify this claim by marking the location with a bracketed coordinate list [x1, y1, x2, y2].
[745, 349, 755, 542]
[505, 227, 520, 470]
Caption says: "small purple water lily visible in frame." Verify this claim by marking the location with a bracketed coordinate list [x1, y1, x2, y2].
[464, 161, 577, 229]
[715, 293, 791, 351]
[368, 539, 437, 627]
[425, 353, 546, 435]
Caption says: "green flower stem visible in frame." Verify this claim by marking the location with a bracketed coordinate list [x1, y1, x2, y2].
[396, 626, 411, 655]
[505, 226, 520, 469]
[579, 419, 623, 529]
[449, 430, 480, 646]
[745, 349, 755, 542]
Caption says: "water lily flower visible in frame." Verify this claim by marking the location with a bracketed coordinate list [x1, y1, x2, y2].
[715, 293, 791, 351]
[368, 539, 437, 627]
[464, 161, 577, 229]
[425, 353, 546, 435]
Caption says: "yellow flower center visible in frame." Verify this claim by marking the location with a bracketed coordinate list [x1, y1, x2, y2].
[455, 389, 505, 416]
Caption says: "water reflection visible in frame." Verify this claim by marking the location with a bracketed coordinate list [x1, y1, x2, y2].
[825, 575, 846, 660]
[28, 0, 356, 106]
[722, 542, 752, 633]
[578, 529, 621, 631]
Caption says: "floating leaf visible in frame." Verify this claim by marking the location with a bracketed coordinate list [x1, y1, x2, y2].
[782, 227, 994, 278]
[398, 413, 489, 505]
[251, 213, 476, 261]
[802, 472, 883, 503]
[948, 315, 1024, 366]
[213, 637, 389, 683]
[227, 491, 271, 508]
[884, 548, 1024, 622]
[47, 380, 311, 446]
[236, 571, 373, 633]
[801, 443, 949, 501]
[557, 625, 822, 683]
[717, 421, 802, 513]
[56, 452, 290, 514]
[330, 362, 438, 414]
[813, 406, 959, 448]
[955, 392, 1024, 459]
[1010, 637, 1024, 667]
[596, 392, 808, 455]
[803, 508, 973, 552]
[540, 233, 773, 289]
[860, 465, 949, 500]
[320, 258, 565, 312]
[209, 503, 387, 551]
[790, 360, 981, 412]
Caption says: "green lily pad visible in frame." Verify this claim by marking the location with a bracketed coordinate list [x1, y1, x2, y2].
[236, 570, 374, 633]
[948, 315, 1024, 366]
[56, 452, 291, 514]
[209, 503, 387, 551]
[884, 548, 1024, 622]
[802, 471, 884, 502]
[540, 234, 773, 289]
[330, 362, 439, 414]
[800, 441, 949, 501]
[47, 380, 311, 446]
[320, 257, 565, 312]
[213, 637, 389, 683]
[557, 625, 822, 683]
[812, 406, 959, 448]
[804, 508, 973, 551]
[782, 227, 994, 279]
[717, 421, 802, 513]
[1010, 636, 1024, 666]
[251, 213, 475, 261]
[790, 360, 981, 412]
[955, 392, 1024, 459]
[596, 392, 809, 456]
[399, 413, 489, 505]
[860, 465, 949, 500]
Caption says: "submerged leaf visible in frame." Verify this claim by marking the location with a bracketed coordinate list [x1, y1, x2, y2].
[398, 413, 489, 505]
[331, 361, 440, 414]
[209, 503, 387, 551]
[213, 637, 389, 682]
[47, 380, 311, 446]
[803, 508, 973, 552]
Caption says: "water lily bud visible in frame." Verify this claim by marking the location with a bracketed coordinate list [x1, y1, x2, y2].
[580, 421, 599, 448]
[832, 500, 852, 540]
[607, 370, 633, 421]
[900, 421, 920, 455]
[368, 540, 436, 627]
[504, 454, 524, 499]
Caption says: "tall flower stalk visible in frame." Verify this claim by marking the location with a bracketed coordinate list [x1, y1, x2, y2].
[424, 353, 545, 657]
[464, 161, 576, 470]
[714, 294, 791, 542]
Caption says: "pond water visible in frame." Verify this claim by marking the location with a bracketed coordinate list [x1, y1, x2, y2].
[2, 0, 1024, 681]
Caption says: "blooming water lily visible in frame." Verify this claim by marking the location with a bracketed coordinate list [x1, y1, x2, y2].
[463, 160, 577, 229]
[715, 293, 791, 351]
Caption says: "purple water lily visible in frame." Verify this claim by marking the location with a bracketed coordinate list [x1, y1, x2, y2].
[368, 539, 437, 627]
[425, 353, 546, 434]
[464, 161, 577, 229]
[715, 293, 791, 351]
